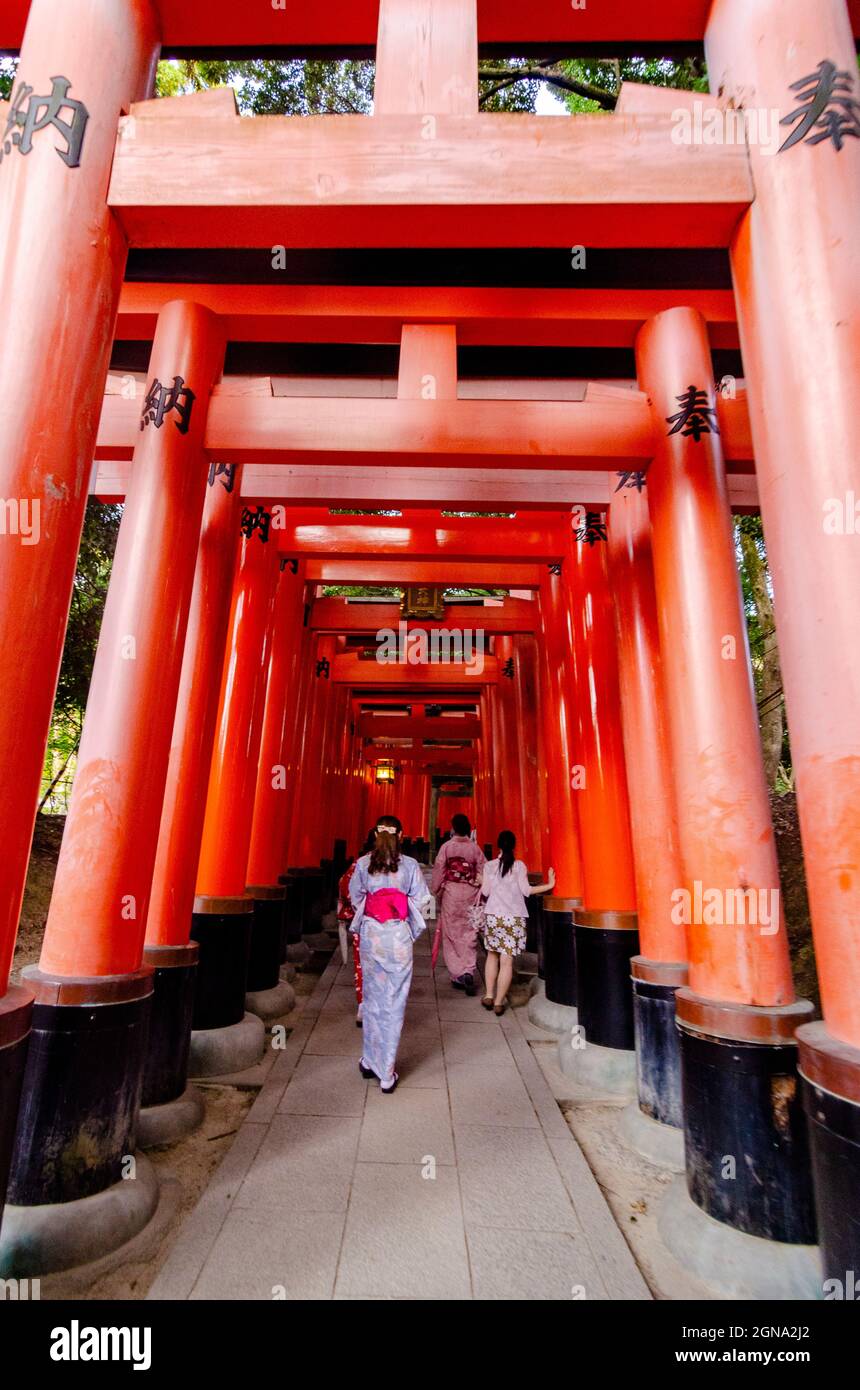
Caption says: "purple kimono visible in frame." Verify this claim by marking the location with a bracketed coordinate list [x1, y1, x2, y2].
[430, 835, 486, 981]
[349, 853, 427, 1088]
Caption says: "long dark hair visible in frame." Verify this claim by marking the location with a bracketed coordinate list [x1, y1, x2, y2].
[369, 815, 403, 875]
[497, 829, 516, 878]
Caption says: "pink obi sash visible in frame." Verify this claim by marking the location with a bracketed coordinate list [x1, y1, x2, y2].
[364, 888, 409, 923]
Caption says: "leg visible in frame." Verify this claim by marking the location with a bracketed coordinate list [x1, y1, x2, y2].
[484, 950, 500, 1000]
[495, 954, 514, 1006]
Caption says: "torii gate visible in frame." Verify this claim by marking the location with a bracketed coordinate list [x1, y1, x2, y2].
[0, 0, 858, 1299]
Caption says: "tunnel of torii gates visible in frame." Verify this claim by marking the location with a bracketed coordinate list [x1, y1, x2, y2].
[0, 0, 857, 1295]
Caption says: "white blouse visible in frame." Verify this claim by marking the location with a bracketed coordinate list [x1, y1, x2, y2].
[482, 857, 533, 921]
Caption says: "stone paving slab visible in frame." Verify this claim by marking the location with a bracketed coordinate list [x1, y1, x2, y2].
[149, 942, 651, 1301]
[334, 1163, 471, 1300]
[358, 1086, 455, 1166]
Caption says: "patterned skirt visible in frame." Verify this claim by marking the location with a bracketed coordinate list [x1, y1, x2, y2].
[482, 913, 527, 958]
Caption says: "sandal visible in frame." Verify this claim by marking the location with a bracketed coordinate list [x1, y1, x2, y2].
[493, 1001, 508, 1017]
[481, 996, 494, 1010]
[380, 1073, 399, 1095]
[359, 1062, 377, 1079]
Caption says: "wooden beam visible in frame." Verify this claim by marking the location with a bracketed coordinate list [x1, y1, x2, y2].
[92, 460, 759, 511]
[281, 516, 565, 563]
[364, 748, 476, 768]
[311, 598, 537, 633]
[94, 390, 753, 468]
[334, 654, 498, 685]
[4, 1, 860, 48]
[115, 283, 740, 350]
[109, 97, 753, 249]
[309, 560, 541, 587]
[354, 694, 478, 712]
[359, 715, 481, 739]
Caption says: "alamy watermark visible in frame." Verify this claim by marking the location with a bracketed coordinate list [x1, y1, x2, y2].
[671, 102, 783, 156]
[375, 621, 485, 676]
[670, 880, 780, 935]
[0, 497, 40, 545]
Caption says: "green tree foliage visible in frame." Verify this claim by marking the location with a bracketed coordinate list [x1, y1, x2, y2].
[41, 503, 122, 809]
[735, 516, 788, 786]
[0, 56, 16, 98]
[156, 58, 375, 114]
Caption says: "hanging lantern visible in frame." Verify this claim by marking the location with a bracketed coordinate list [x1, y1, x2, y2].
[375, 759, 396, 784]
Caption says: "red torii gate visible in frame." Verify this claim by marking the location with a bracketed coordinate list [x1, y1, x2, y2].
[0, 0, 857, 1300]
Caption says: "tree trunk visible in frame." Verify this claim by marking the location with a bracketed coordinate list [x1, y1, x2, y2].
[740, 529, 784, 785]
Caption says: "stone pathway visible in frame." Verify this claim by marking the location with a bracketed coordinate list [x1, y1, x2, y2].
[149, 934, 651, 1301]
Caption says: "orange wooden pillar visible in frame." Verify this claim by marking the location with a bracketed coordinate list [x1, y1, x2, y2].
[244, 559, 308, 1005]
[4, 302, 224, 1247]
[561, 521, 639, 1080]
[288, 634, 337, 938]
[608, 482, 688, 1133]
[707, 0, 860, 1279]
[637, 306, 815, 1253]
[478, 690, 500, 855]
[247, 561, 308, 893]
[494, 637, 525, 849]
[0, 0, 159, 1222]
[512, 633, 549, 870]
[190, 509, 279, 1065]
[279, 622, 316, 962]
[142, 460, 245, 1120]
[537, 566, 584, 1025]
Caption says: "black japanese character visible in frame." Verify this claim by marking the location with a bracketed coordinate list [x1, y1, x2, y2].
[240, 505, 273, 543]
[779, 60, 860, 154]
[615, 471, 647, 493]
[208, 462, 236, 493]
[502, 657, 515, 679]
[316, 657, 331, 679]
[574, 511, 608, 547]
[666, 385, 719, 443]
[1, 76, 89, 168]
[141, 376, 196, 434]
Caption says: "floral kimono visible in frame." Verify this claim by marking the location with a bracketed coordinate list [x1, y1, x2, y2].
[349, 853, 427, 1088]
[430, 835, 486, 982]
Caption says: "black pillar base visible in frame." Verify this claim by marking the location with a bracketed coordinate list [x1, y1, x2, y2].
[574, 909, 639, 1050]
[319, 857, 335, 909]
[676, 989, 817, 1244]
[631, 956, 687, 1129]
[300, 868, 325, 934]
[798, 1021, 860, 1285]
[543, 898, 580, 1008]
[0, 985, 34, 1219]
[281, 871, 303, 946]
[141, 943, 198, 1108]
[525, 875, 542, 955]
[8, 968, 152, 1207]
[246, 886, 286, 992]
[190, 896, 253, 1030]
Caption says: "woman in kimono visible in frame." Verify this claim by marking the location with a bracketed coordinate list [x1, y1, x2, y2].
[430, 813, 486, 995]
[479, 829, 555, 1015]
[349, 815, 428, 1093]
